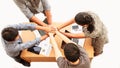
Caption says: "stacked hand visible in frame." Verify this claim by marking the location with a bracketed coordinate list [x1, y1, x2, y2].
[42, 24, 56, 33]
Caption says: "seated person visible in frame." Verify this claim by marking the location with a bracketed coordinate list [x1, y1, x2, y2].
[48, 29, 90, 68]
[57, 11, 108, 56]
[1, 23, 54, 67]
[13, 0, 53, 36]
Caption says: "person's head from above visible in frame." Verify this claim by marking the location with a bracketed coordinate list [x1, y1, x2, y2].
[2, 27, 19, 41]
[75, 12, 95, 33]
[63, 43, 80, 62]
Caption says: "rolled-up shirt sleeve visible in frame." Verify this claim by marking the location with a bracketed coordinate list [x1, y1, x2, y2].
[14, 0, 34, 19]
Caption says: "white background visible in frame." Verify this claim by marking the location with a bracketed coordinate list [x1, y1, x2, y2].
[0, 0, 120, 68]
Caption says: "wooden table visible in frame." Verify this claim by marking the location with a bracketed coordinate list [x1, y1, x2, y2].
[20, 23, 94, 62]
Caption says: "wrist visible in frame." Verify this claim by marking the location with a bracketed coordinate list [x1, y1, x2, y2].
[57, 27, 60, 31]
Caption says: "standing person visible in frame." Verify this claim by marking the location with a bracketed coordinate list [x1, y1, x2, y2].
[1, 23, 53, 67]
[48, 30, 90, 68]
[57, 11, 108, 56]
[13, 0, 52, 35]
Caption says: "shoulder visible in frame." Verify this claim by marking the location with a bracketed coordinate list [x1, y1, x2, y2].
[57, 57, 67, 64]
[57, 57, 68, 67]
[57, 57, 64, 62]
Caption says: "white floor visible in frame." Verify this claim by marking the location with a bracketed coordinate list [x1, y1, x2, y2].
[0, 0, 120, 68]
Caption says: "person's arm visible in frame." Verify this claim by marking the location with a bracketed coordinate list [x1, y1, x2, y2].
[14, 0, 48, 26]
[8, 23, 36, 31]
[60, 31, 86, 38]
[36, 24, 55, 33]
[44, 10, 52, 25]
[16, 34, 48, 51]
[40, 34, 48, 41]
[41, 0, 52, 25]
[9, 23, 54, 33]
[56, 30, 90, 60]
[49, 33, 63, 60]
[55, 31, 73, 43]
[30, 16, 48, 26]
[57, 18, 75, 30]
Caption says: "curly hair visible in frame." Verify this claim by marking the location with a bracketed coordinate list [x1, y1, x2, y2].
[75, 12, 95, 33]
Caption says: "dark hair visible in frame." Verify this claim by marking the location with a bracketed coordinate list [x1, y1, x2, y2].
[1, 27, 18, 41]
[64, 43, 80, 62]
[75, 12, 95, 33]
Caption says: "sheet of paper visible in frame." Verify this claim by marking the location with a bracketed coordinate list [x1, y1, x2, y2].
[33, 30, 52, 56]
[71, 23, 85, 47]
[37, 37, 52, 56]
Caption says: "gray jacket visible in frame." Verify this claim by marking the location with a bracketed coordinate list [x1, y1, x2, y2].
[57, 44, 90, 68]
[1, 23, 40, 57]
[14, 0, 51, 19]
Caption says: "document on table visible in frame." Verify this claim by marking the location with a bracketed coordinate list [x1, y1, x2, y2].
[33, 30, 52, 56]
[38, 37, 52, 56]
[71, 23, 85, 47]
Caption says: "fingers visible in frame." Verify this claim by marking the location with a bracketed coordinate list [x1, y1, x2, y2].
[48, 32, 54, 36]
[47, 25, 57, 34]
[48, 25, 57, 32]
[41, 24, 61, 37]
